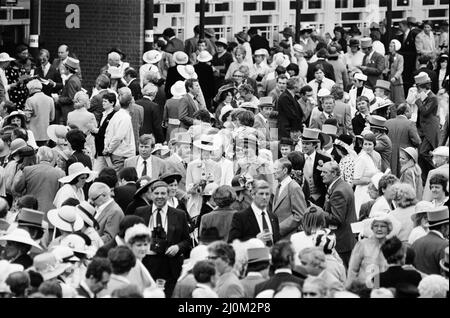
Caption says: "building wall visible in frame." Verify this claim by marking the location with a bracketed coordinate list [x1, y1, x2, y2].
[40, 0, 144, 91]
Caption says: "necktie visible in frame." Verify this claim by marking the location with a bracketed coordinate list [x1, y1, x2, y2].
[261, 211, 269, 231]
[316, 80, 322, 91]
[142, 160, 147, 177]
[156, 208, 162, 228]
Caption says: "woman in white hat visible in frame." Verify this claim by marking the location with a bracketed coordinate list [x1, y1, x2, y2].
[139, 50, 162, 88]
[53, 162, 96, 208]
[347, 213, 400, 288]
[408, 201, 434, 245]
[75, 201, 104, 250]
[123, 223, 155, 293]
[164, 51, 189, 99]
[194, 50, 215, 110]
[47, 205, 84, 248]
[399, 147, 423, 199]
[225, 46, 252, 81]
[0, 228, 42, 269]
[251, 49, 270, 83]
[163, 81, 186, 141]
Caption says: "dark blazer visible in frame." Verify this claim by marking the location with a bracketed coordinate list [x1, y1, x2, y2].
[92, 110, 116, 157]
[412, 231, 448, 275]
[399, 28, 419, 87]
[194, 62, 216, 110]
[134, 205, 191, 257]
[278, 91, 304, 138]
[323, 177, 356, 254]
[254, 272, 304, 296]
[362, 51, 385, 89]
[125, 197, 149, 215]
[228, 206, 280, 243]
[179, 94, 200, 129]
[35, 64, 63, 96]
[307, 59, 336, 82]
[114, 182, 138, 213]
[250, 35, 270, 53]
[165, 66, 185, 99]
[135, 97, 164, 143]
[128, 78, 142, 101]
[312, 152, 332, 207]
[375, 266, 422, 288]
[415, 91, 440, 147]
[89, 90, 110, 124]
[58, 73, 82, 124]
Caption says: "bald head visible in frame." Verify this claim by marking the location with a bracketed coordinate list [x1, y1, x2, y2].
[58, 45, 69, 60]
[88, 182, 111, 207]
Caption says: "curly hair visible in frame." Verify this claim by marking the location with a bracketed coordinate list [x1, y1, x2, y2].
[378, 174, 399, 196]
[381, 236, 405, 265]
[418, 275, 449, 298]
[392, 183, 417, 208]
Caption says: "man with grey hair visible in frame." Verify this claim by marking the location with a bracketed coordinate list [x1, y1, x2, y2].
[135, 83, 164, 143]
[88, 182, 124, 244]
[35, 48, 62, 96]
[228, 180, 280, 245]
[319, 161, 356, 267]
[13, 146, 64, 213]
[24, 79, 55, 146]
[118, 87, 143, 152]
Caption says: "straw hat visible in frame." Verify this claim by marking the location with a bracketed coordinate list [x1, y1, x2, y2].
[247, 247, 271, 264]
[214, 83, 237, 103]
[193, 134, 217, 151]
[367, 115, 387, 131]
[414, 72, 432, 85]
[197, 51, 213, 63]
[254, 49, 269, 57]
[300, 128, 321, 142]
[58, 162, 96, 184]
[29, 253, 72, 281]
[432, 146, 449, 157]
[215, 38, 228, 48]
[400, 147, 418, 164]
[151, 143, 170, 156]
[60, 234, 91, 255]
[173, 51, 189, 65]
[360, 38, 373, 49]
[427, 206, 449, 228]
[17, 208, 44, 229]
[0, 52, 15, 62]
[178, 65, 198, 80]
[374, 80, 391, 92]
[410, 201, 434, 220]
[219, 104, 234, 122]
[170, 81, 187, 97]
[293, 44, 305, 54]
[47, 206, 84, 232]
[50, 246, 80, 263]
[64, 57, 80, 71]
[47, 125, 70, 143]
[9, 138, 27, 156]
[354, 72, 368, 81]
[240, 102, 258, 111]
[76, 202, 98, 229]
[142, 50, 162, 64]
[0, 228, 42, 249]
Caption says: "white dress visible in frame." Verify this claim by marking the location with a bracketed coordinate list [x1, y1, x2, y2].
[353, 151, 379, 218]
[53, 184, 85, 208]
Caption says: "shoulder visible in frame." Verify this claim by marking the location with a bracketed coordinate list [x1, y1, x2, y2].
[135, 205, 151, 216]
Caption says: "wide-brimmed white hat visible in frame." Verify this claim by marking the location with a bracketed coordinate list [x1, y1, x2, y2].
[47, 206, 84, 232]
[197, 51, 213, 63]
[219, 104, 234, 122]
[58, 162, 96, 184]
[272, 53, 290, 68]
[193, 134, 217, 151]
[60, 234, 91, 256]
[49, 245, 80, 263]
[0, 52, 15, 62]
[151, 143, 170, 156]
[365, 214, 401, 239]
[0, 228, 42, 250]
[170, 81, 187, 97]
[178, 65, 198, 80]
[29, 253, 72, 281]
[76, 202, 98, 229]
[143, 50, 162, 64]
[47, 125, 70, 143]
[173, 51, 189, 65]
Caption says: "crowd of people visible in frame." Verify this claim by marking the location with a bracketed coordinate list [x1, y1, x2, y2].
[0, 18, 448, 299]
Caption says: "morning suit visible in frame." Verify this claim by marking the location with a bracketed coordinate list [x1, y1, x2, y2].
[412, 231, 448, 275]
[124, 155, 167, 180]
[323, 177, 357, 267]
[399, 28, 419, 92]
[135, 97, 165, 144]
[199, 207, 237, 243]
[362, 50, 385, 89]
[385, 115, 421, 177]
[228, 206, 280, 243]
[179, 93, 201, 130]
[35, 63, 63, 96]
[135, 205, 191, 298]
[58, 73, 82, 124]
[270, 178, 307, 240]
[278, 90, 304, 139]
[96, 200, 125, 244]
[114, 182, 138, 213]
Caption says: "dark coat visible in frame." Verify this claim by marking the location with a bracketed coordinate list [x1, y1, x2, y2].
[92, 110, 116, 157]
[278, 91, 304, 138]
[35, 64, 63, 96]
[250, 34, 270, 53]
[165, 66, 185, 99]
[179, 94, 200, 129]
[375, 266, 422, 288]
[312, 152, 332, 207]
[362, 51, 385, 89]
[127, 78, 142, 101]
[399, 29, 419, 87]
[228, 206, 280, 243]
[254, 272, 304, 296]
[165, 37, 185, 54]
[194, 62, 216, 110]
[415, 91, 440, 147]
[135, 97, 165, 143]
[114, 182, 138, 213]
[125, 197, 149, 215]
[413, 67, 439, 94]
[323, 178, 357, 254]
[89, 90, 110, 124]
[307, 59, 336, 82]
[412, 231, 448, 275]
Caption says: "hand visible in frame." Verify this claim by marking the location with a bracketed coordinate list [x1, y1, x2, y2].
[102, 150, 110, 156]
[256, 231, 273, 242]
[165, 244, 179, 257]
[390, 78, 396, 83]
[48, 79, 56, 87]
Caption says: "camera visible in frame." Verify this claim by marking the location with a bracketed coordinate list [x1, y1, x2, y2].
[150, 226, 169, 255]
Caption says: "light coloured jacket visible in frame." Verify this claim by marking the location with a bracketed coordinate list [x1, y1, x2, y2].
[104, 108, 136, 158]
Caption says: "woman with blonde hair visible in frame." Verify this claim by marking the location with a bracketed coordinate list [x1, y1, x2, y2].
[225, 46, 252, 80]
[399, 147, 423, 199]
[390, 183, 418, 243]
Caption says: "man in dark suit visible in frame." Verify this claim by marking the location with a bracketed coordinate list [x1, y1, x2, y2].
[359, 38, 385, 89]
[248, 27, 270, 53]
[114, 167, 138, 212]
[76, 257, 112, 298]
[124, 68, 142, 101]
[413, 55, 439, 94]
[320, 162, 356, 268]
[135, 180, 191, 298]
[35, 49, 62, 96]
[163, 28, 185, 54]
[278, 77, 304, 139]
[414, 73, 440, 183]
[412, 206, 449, 275]
[179, 78, 203, 130]
[399, 19, 420, 93]
[254, 240, 304, 296]
[89, 74, 112, 124]
[228, 180, 280, 245]
[57, 57, 82, 125]
[306, 48, 336, 82]
[301, 128, 331, 207]
[135, 84, 164, 144]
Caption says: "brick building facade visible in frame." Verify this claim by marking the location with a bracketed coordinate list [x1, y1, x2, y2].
[40, 0, 144, 92]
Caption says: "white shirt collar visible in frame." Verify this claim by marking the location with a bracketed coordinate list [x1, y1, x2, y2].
[95, 199, 114, 220]
[274, 268, 292, 275]
[305, 151, 316, 161]
[152, 204, 168, 214]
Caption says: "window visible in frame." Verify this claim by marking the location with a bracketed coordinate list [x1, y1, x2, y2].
[353, 0, 366, 7]
[300, 13, 316, 21]
[195, 3, 210, 12]
[250, 15, 271, 24]
[205, 16, 224, 25]
[243, 2, 257, 11]
[335, 0, 348, 8]
[422, 0, 434, 4]
[429, 9, 447, 17]
[342, 12, 360, 20]
[397, 0, 409, 6]
[215, 3, 230, 12]
[262, 1, 276, 10]
[440, 0, 449, 4]
[392, 10, 404, 19]
[289, 1, 304, 10]
[12, 9, 29, 19]
[308, 0, 322, 9]
[154, 4, 160, 14]
[0, 9, 7, 20]
[166, 4, 181, 13]
[379, 0, 387, 6]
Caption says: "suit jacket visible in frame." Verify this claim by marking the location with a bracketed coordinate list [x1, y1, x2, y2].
[306, 59, 336, 82]
[199, 207, 237, 243]
[413, 68, 439, 94]
[135, 205, 191, 257]
[92, 110, 116, 157]
[386, 115, 421, 177]
[309, 112, 345, 136]
[270, 179, 307, 240]
[311, 152, 332, 206]
[385, 54, 404, 85]
[375, 265, 422, 288]
[114, 182, 138, 213]
[254, 272, 304, 296]
[179, 94, 200, 129]
[124, 155, 167, 180]
[89, 90, 110, 124]
[278, 91, 304, 138]
[323, 178, 356, 254]
[362, 51, 385, 89]
[415, 91, 440, 147]
[166, 37, 185, 54]
[60, 73, 82, 100]
[334, 100, 353, 136]
[228, 206, 280, 243]
[240, 275, 266, 298]
[96, 200, 125, 244]
[127, 78, 142, 101]
[135, 97, 164, 143]
[374, 134, 392, 173]
[35, 63, 63, 96]
[412, 231, 448, 275]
